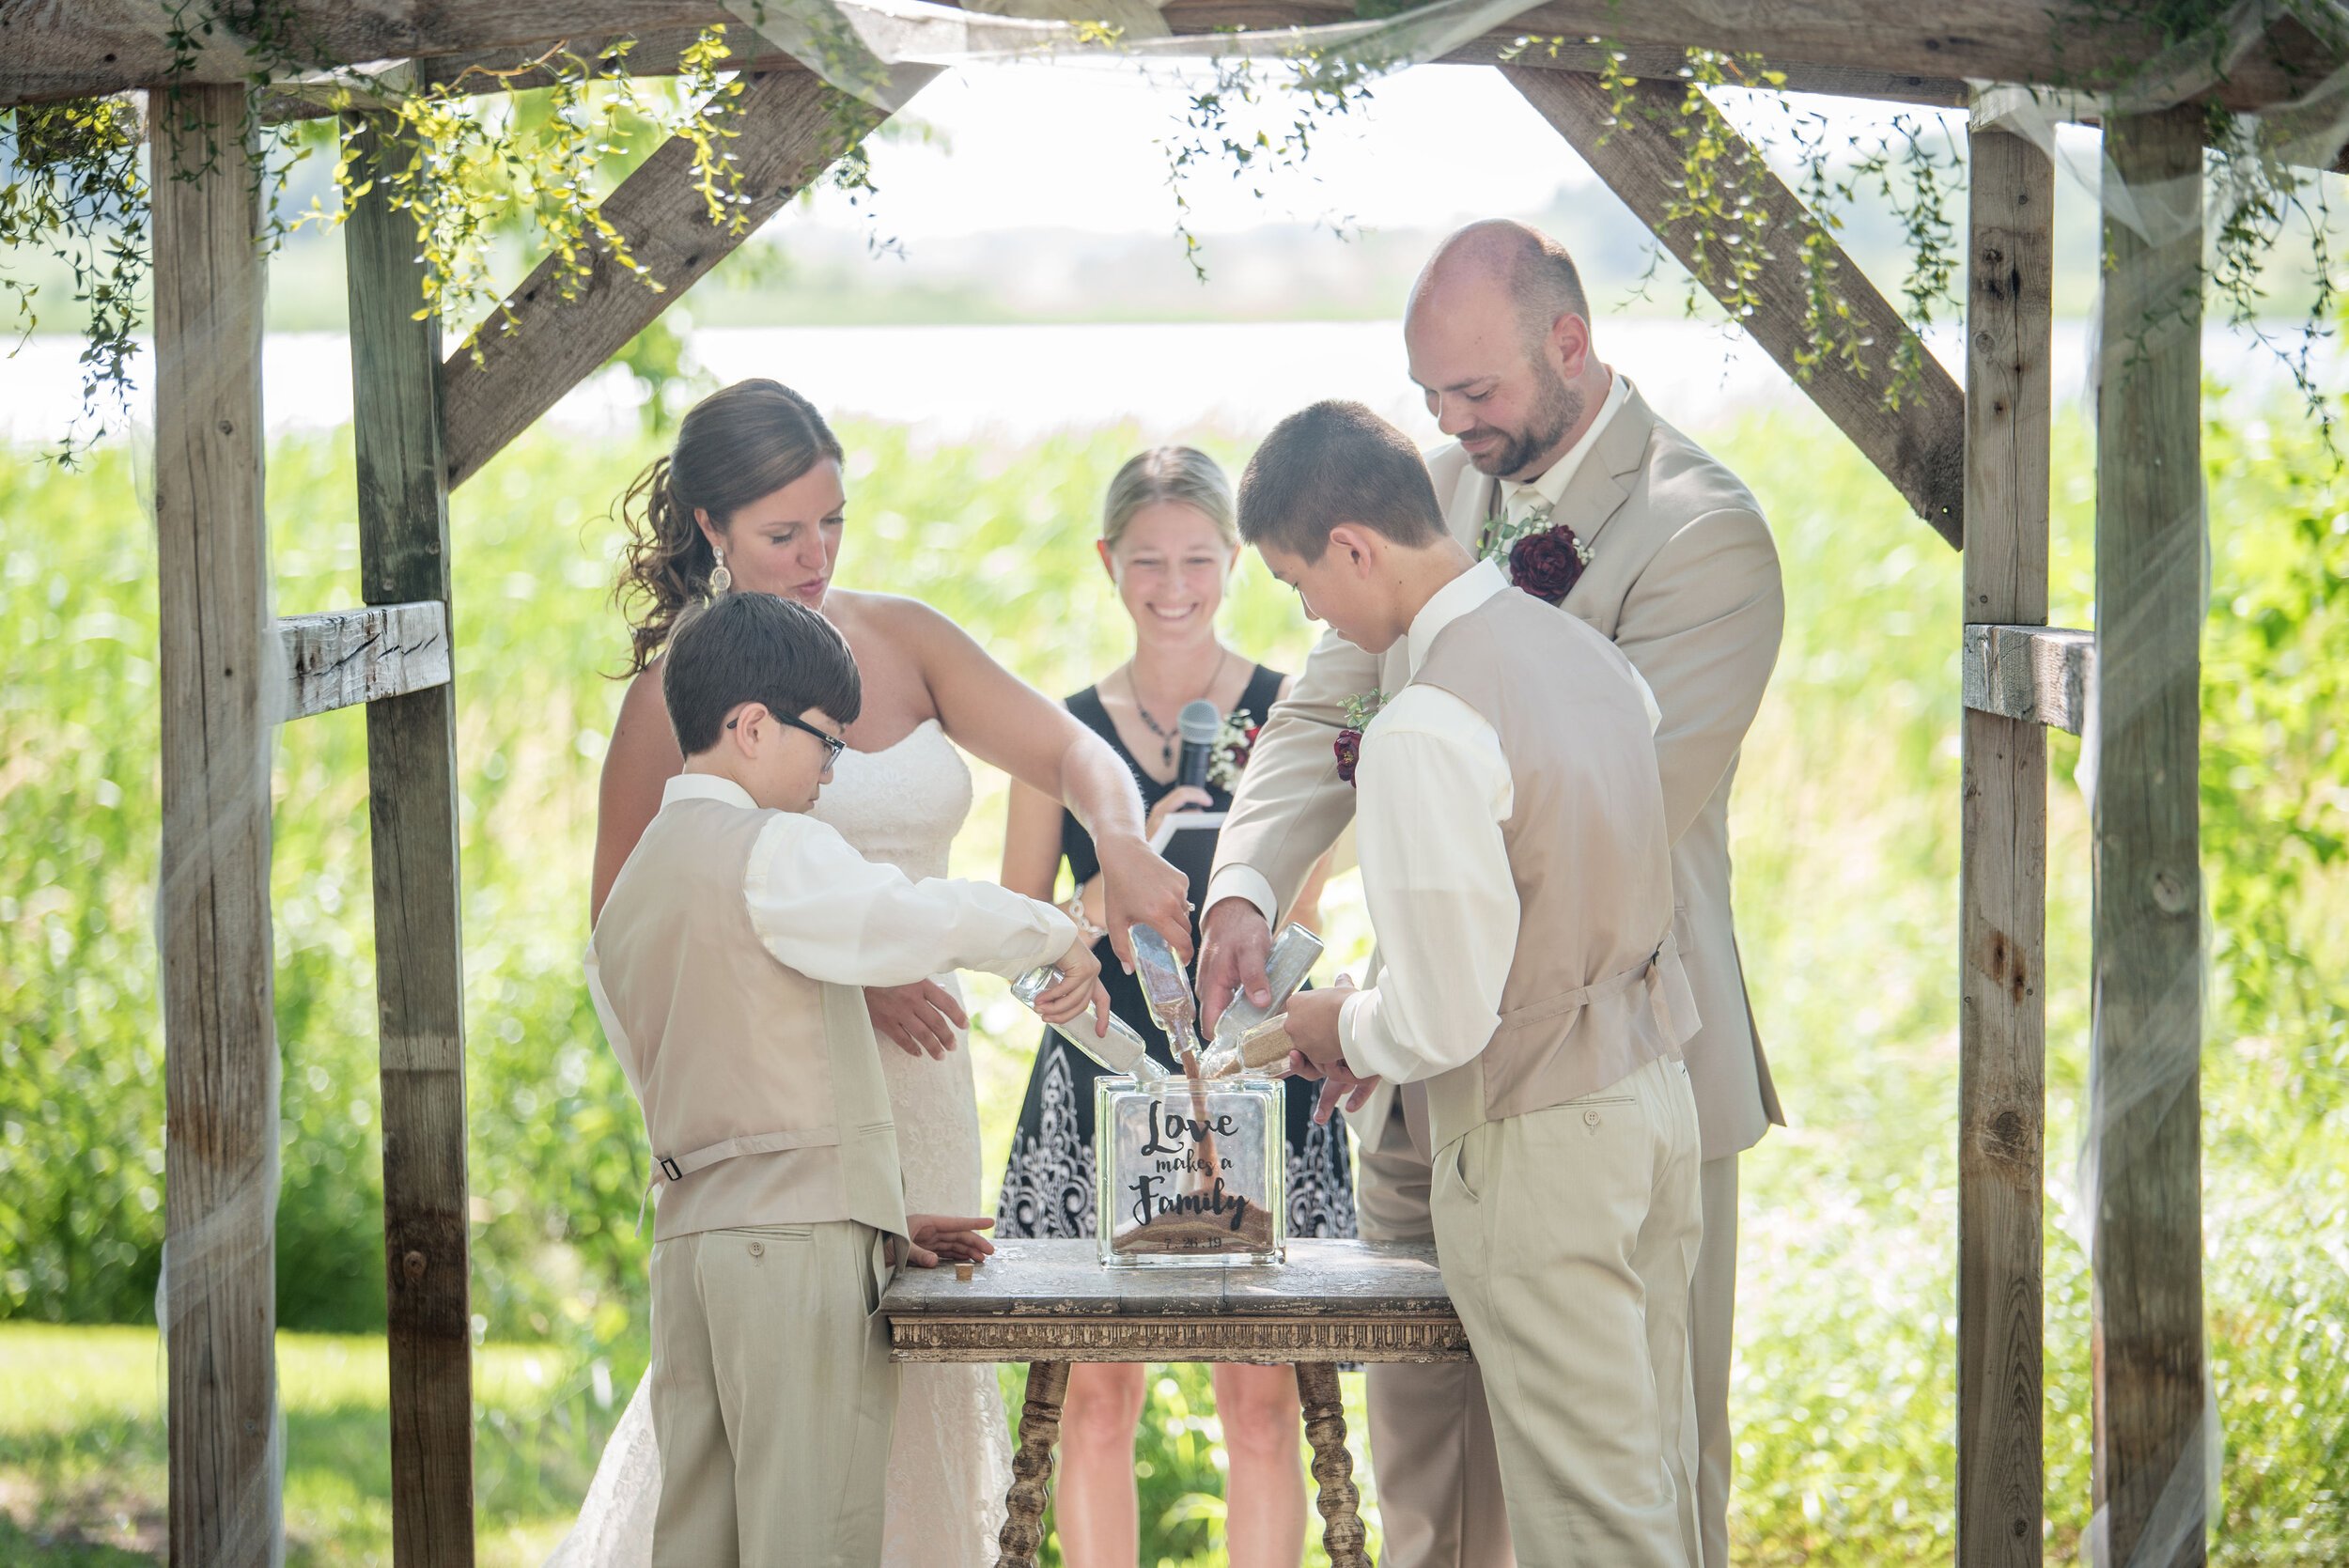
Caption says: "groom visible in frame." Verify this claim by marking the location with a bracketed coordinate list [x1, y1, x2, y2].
[1235, 397, 1705, 1567]
[1201, 220, 1784, 1568]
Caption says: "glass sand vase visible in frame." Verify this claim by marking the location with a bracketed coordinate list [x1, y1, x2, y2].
[1094, 1073, 1285, 1266]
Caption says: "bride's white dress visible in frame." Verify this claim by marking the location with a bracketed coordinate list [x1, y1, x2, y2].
[549, 721, 1012, 1568]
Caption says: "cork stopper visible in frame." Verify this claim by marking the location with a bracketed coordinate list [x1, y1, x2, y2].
[955, 1262, 975, 1282]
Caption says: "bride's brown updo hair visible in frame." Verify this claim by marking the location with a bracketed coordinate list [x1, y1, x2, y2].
[614, 378, 845, 674]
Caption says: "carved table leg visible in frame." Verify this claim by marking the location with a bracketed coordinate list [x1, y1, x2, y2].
[1297, 1360, 1372, 1567]
[994, 1359, 1070, 1568]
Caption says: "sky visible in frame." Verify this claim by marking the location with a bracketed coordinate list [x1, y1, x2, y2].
[782, 58, 1976, 241]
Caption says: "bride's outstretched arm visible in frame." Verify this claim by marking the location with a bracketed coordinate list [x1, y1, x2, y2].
[894, 598, 1192, 969]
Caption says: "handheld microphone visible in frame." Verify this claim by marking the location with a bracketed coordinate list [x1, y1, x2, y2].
[1175, 700, 1221, 792]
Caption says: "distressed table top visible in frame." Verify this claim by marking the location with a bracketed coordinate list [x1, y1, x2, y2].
[881, 1238, 1472, 1364]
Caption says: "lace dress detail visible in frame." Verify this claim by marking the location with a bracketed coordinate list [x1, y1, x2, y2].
[550, 721, 1008, 1568]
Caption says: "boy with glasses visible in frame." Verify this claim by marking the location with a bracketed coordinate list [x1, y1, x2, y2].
[587, 591, 1108, 1565]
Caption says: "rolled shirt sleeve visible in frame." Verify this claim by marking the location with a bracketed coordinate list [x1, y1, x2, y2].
[742, 813, 1077, 987]
[1335, 687, 1520, 1085]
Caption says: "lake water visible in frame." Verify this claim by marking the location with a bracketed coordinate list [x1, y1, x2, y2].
[2, 317, 2329, 450]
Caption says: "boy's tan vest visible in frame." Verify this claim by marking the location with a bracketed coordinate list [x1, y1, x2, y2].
[1408, 588, 1702, 1154]
[591, 798, 907, 1243]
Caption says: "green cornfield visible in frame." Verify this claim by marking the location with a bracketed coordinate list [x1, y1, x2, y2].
[2, 395, 2342, 1564]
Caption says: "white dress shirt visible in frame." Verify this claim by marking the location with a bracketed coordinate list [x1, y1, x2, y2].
[1334, 561, 1660, 1086]
[586, 772, 1075, 1019]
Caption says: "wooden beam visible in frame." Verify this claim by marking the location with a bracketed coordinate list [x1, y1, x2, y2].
[441, 62, 887, 490]
[344, 114, 477, 1568]
[1963, 626, 2092, 737]
[6, 0, 2338, 112]
[1506, 66, 1967, 547]
[153, 81, 280, 1568]
[257, 31, 1968, 120]
[2091, 102, 2208, 1568]
[1448, 39, 1966, 107]
[1955, 123, 2054, 1568]
[278, 602, 451, 719]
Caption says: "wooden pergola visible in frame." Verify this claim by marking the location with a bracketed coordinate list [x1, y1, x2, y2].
[6, 3, 2337, 1562]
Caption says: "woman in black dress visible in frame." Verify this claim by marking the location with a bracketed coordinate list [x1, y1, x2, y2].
[997, 446, 1354, 1568]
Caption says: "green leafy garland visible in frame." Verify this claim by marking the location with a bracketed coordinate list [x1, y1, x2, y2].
[1, 23, 756, 454]
[0, 7, 2341, 456]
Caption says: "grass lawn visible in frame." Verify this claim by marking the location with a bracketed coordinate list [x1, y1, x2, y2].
[0, 1325, 1383, 1567]
[0, 1324, 620, 1565]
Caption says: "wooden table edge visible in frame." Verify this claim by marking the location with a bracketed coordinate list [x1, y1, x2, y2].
[890, 1313, 1474, 1363]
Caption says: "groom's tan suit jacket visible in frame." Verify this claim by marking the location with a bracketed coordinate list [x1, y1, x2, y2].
[1211, 380, 1784, 1159]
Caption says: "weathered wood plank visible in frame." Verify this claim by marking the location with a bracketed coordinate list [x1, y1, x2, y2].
[441, 63, 889, 490]
[1449, 39, 1967, 106]
[8, 0, 2334, 110]
[344, 113, 477, 1568]
[1956, 122, 2053, 1568]
[2092, 103, 2208, 1568]
[153, 81, 281, 1568]
[259, 34, 1969, 121]
[887, 1238, 1473, 1359]
[277, 602, 451, 719]
[1963, 625, 2092, 736]
[1507, 66, 1968, 546]
[885, 1238, 1454, 1316]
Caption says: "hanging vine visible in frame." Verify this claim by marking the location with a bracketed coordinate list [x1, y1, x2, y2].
[0, 23, 755, 452]
[0, 3, 2343, 456]
[2, 98, 148, 461]
[1158, 44, 1395, 281]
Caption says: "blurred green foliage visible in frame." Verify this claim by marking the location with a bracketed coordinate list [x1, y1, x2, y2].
[1, 395, 2343, 1562]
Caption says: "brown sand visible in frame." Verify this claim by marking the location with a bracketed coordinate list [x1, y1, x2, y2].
[1111, 1204, 1277, 1255]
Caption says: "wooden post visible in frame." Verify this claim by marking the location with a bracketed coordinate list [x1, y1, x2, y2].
[1956, 122, 2054, 1568]
[344, 114, 477, 1565]
[2092, 104, 2207, 1568]
[154, 81, 280, 1568]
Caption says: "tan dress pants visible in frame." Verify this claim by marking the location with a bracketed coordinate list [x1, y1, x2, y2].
[1431, 1056, 1703, 1568]
[648, 1220, 897, 1568]
[1359, 1058, 1722, 1568]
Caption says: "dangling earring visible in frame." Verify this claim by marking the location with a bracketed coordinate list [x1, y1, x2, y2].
[708, 544, 732, 596]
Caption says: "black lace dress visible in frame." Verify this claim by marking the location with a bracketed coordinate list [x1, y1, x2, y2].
[994, 663, 1358, 1243]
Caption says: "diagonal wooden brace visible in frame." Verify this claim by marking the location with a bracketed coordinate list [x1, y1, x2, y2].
[441, 60, 894, 489]
[1506, 66, 1968, 549]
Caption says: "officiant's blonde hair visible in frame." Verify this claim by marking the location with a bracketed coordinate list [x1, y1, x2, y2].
[1101, 446, 1237, 551]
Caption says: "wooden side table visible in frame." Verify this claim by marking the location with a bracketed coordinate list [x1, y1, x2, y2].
[881, 1237, 1471, 1568]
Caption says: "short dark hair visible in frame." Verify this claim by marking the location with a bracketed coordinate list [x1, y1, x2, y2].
[661, 592, 862, 756]
[1237, 400, 1444, 563]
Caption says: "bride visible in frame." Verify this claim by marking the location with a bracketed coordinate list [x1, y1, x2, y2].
[558, 379, 1190, 1567]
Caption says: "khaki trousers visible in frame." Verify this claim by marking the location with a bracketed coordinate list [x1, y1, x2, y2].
[1691, 1154, 1738, 1568]
[1358, 1103, 1518, 1568]
[1359, 1085, 1741, 1568]
[648, 1220, 897, 1568]
[1431, 1056, 1703, 1568]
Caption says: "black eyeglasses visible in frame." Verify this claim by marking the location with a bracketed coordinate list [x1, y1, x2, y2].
[728, 710, 847, 768]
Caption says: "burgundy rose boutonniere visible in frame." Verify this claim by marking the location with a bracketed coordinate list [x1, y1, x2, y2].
[1336, 690, 1386, 786]
[1482, 496, 1593, 606]
[1507, 523, 1591, 606]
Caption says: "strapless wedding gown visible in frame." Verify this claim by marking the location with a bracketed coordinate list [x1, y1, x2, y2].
[549, 721, 1012, 1568]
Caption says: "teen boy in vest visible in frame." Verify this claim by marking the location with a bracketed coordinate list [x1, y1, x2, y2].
[1243, 402, 1705, 1568]
[586, 592, 1108, 1566]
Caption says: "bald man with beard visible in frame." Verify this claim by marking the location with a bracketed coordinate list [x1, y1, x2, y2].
[1203, 221, 1785, 1568]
